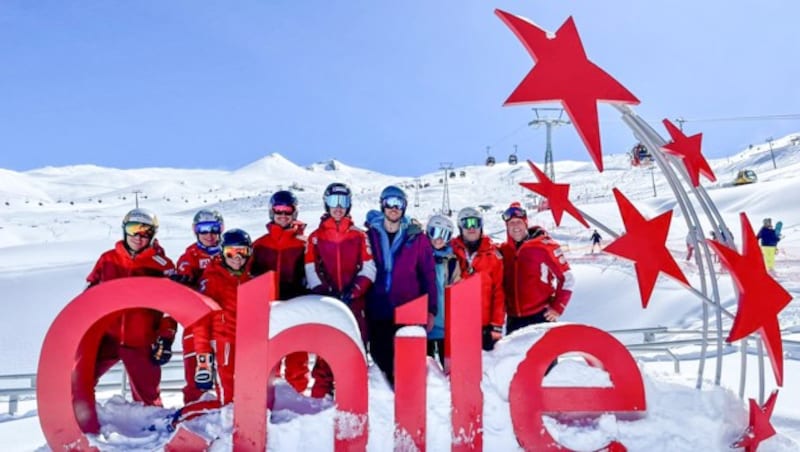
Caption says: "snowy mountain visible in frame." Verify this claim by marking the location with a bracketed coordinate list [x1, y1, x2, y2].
[1, 134, 800, 450]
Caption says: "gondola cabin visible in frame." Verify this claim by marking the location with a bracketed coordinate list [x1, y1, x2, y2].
[630, 143, 653, 167]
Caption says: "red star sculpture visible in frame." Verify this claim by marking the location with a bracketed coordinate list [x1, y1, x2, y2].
[660, 119, 716, 187]
[603, 189, 689, 308]
[707, 213, 792, 386]
[519, 160, 589, 228]
[732, 390, 778, 451]
[495, 9, 639, 173]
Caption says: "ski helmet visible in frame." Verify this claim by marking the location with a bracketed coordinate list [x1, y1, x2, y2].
[426, 214, 454, 242]
[323, 182, 352, 215]
[379, 185, 407, 214]
[269, 190, 298, 220]
[122, 208, 159, 238]
[192, 209, 224, 234]
[221, 228, 252, 249]
[457, 207, 483, 231]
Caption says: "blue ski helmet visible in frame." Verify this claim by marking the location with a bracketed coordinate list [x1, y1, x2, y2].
[379, 185, 407, 214]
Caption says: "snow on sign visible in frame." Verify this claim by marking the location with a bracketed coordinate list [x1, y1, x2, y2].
[37, 273, 646, 451]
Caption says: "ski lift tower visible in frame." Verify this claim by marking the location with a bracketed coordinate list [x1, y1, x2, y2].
[528, 108, 570, 181]
[439, 162, 453, 216]
[413, 177, 421, 208]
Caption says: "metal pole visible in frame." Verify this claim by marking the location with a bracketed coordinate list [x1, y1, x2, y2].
[766, 137, 777, 169]
[651, 166, 657, 197]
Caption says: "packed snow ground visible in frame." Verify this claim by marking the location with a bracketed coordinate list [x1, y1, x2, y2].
[1, 134, 800, 450]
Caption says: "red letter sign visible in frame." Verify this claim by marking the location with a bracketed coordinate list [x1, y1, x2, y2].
[509, 324, 646, 450]
[37, 277, 219, 451]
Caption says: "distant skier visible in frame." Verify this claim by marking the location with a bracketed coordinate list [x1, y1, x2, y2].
[757, 218, 781, 272]
[686, 227, 700, 261]
[590, 229, 602, 253]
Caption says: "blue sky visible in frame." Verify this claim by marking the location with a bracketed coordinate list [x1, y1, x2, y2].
[1, 1, 798, 176]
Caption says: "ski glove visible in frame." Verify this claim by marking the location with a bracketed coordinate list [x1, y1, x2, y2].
[340, 282, 364, 305]
[194, 353, 215, 391]
[169, 273, 193, 286]
[150, 337, 173, 366]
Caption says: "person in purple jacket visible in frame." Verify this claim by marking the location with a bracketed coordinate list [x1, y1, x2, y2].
[365, 185, 437, 386]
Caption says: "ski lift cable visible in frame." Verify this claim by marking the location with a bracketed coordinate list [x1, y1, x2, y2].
[678, 113, 800, 123]
[487, 122, 530, 151]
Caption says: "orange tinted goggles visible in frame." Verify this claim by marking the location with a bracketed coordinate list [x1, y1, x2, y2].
[124, 222, 155, 238]
[223, 246, 251, 259]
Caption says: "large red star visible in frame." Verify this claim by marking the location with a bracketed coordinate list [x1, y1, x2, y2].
[707, 213, 792, 386]
[603, 189, 689, 308]
[660, 119, 716, 187]
[519, 160, 589, 228]
[732, 390, 778, 451]
[495, 10, 639, 173]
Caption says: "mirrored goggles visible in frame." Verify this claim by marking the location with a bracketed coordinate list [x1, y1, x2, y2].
[223, 246, 251, 259]
[195, 221, 222, 235]
[272, 205, 295, 216]
[427, 226, 452, 242]
[382, 196, 406, 210]
[324, 194, 351, 209]
[459, 216, 483, 230]
[502, 206, 527, 222]
[124, 222, 155, 238]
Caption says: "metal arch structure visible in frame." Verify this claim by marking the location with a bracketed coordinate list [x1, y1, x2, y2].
[614, 105, 741, 392]
[494, 8, 779, 404]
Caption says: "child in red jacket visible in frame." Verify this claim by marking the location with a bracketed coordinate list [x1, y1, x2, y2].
[192, 229, 253, 405]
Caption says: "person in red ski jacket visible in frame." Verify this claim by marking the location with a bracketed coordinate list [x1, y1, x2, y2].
[250, 190, 310, 395]
[451, 207, 505, 351]
[304, 182, 376, 398]
[499, 203, 574, 335]
[76, 208, 176, 433]
[172, 209, 224, 404]
[191, 229, 253, 405]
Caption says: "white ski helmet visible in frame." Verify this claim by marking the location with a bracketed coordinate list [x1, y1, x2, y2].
[122, 208, 159, 230]
[193, 209, 224, 229]
[457, 207, 483, 230]
[426, 214, 454, 241]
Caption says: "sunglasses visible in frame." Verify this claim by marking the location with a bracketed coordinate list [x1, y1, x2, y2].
[502, 206, 527, 222]
[195, 222, 222, 235]
[427, 226, 452, 242]
[223, 246, 251, 259]
[124, 222, 155, 238]
[459, 217, 482, 230]
[272, 206, 295, 216]
[324, 194, 351, 209]
[382, 196, 406, 210]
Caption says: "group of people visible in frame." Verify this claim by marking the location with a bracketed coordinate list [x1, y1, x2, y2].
[79, 183, 575, 425]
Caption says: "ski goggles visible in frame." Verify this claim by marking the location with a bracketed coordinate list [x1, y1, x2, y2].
[272, 205, 295, 216]
[124, 222, 155, 238]
[459, 217, 483, 230]
[381, 196, 406, 211]
[195, 221, 222, 235]
[223, 246, 251, 259]
[427, 226, 452, 242]
[502, 206, 527, 222]
[324, 194, 351, 209]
